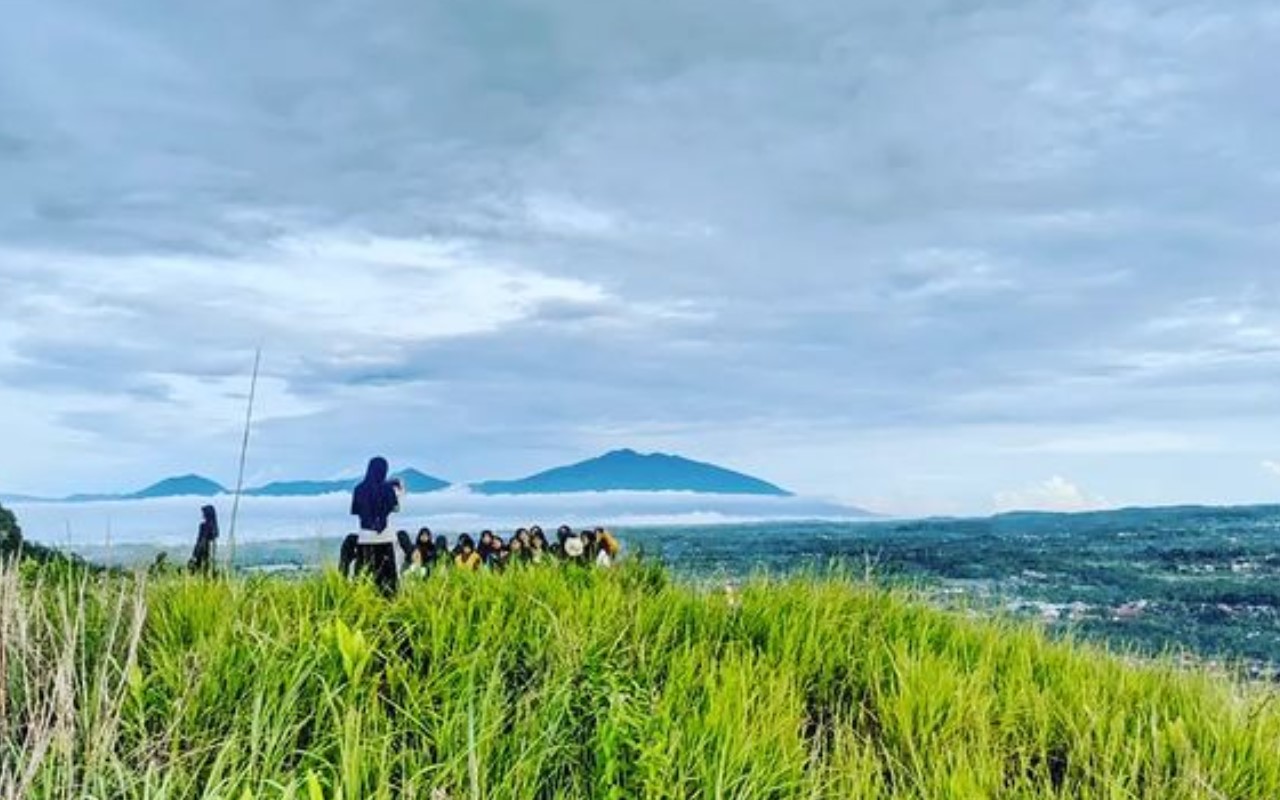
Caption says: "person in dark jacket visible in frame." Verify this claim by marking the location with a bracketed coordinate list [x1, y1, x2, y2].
[478, 530, 500, 567]
[348, 456, 404, 595]
[189, 505, 219, 575]
[339, 533, 359, 578]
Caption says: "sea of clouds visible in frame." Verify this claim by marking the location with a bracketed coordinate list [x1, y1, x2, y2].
[11, 488, 866, 552]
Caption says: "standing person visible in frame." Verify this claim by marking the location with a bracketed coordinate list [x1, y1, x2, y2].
[188, 505, 219, 576]
[349, 456, 404, 595]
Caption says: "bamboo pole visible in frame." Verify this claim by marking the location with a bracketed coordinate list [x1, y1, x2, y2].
[226, 348, 262, 572]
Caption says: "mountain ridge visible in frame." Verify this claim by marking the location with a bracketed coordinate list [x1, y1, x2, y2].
[3, 450, 795, 502]
[473, 449, 792, 497]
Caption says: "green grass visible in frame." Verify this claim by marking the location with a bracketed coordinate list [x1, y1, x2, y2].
[2, 562, 1279, 799]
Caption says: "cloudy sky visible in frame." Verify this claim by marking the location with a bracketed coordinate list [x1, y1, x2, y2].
[1, 0, 1278, 515]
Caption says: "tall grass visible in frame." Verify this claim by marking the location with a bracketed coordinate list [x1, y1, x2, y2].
[2, 562, 1278, 799]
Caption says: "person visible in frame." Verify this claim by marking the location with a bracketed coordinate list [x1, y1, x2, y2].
[454, 534, 481, 571]
[348, 457, 405, 595]
[508, 535, 528, 565]
[418, 528, 439, 567]
[513, 528, 531, 552]
[528, 528, 549, 564]
[149, 552, 172, 577]
[595, 526, 621, 568]
[188, 505, 219, 575]
[396, 530, 414, 570]
[560, 525, 586, 563]
[488, 538, 509, 572]
[404, 528, 436, 578]
[478, 530, 499, 567]
[339, 533, 359, 578]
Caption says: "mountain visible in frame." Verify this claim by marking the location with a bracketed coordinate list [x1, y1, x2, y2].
[246, 479, 353, 497]
[395, 468, 451, 493]
[245, 468, 450, 497]
[472, 449, 793, 496]
[0, 493, 42, 504]
[129, 475, 227, 499]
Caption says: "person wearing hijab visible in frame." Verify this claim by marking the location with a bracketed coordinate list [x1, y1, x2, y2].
[188, 505, 219, 575]
[529, 527, 550, 564]
[348, 456, 404, 595]
[453, 534, 482, 571]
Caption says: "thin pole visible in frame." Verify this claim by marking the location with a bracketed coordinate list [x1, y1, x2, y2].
[227, 348, 262, 572]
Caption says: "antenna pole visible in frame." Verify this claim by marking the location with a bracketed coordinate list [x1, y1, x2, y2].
[227, 348, 262, 572]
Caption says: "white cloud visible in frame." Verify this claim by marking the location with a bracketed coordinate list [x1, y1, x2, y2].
[994, 476, 1109, 514]
[1263, 460, 1280, 479]
[2, 232, 609, 354]
[2, 0, 1280, 513]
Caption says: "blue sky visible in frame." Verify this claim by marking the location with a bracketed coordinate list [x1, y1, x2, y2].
[1, 0, 1279, 515]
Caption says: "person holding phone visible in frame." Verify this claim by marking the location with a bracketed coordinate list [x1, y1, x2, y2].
[349, 456, 404, 595]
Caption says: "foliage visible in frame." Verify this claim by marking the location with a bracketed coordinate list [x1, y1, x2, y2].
[2, 563, 1279, 798]
[0, 503, 18, 557]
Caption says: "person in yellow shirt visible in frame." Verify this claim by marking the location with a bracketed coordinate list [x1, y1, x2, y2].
[453, 533, 482, 571]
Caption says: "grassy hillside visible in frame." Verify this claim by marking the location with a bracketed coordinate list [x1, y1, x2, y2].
[2, 563, 1278, 799]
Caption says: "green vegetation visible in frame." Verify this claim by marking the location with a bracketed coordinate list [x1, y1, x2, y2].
[3, 561, 1279, 799]
[0, 503, 18, 557]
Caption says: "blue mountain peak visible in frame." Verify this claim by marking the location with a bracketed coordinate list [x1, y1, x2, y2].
[473, 449, 792, 496]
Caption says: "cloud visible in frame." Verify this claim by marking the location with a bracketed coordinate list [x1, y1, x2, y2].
[1, 0, 1279, 513]
[994, 477, 1109, 514]
[1263, 461, 1280, 479]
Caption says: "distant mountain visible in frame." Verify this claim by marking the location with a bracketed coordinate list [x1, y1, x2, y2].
[245, 468, 450, 497]
[246, 479, 353, 497]
[12, 453, 794, 502]
[0, 493, 42, 504]
[395, 468, 451, 493]
[129, 475, 227, 499]
[473, 449, 792, 496]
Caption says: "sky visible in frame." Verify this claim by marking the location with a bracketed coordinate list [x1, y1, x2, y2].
[1, 0, 1279, 516]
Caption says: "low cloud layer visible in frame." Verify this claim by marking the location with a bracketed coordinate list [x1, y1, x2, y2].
[2, 0, 1279, 515]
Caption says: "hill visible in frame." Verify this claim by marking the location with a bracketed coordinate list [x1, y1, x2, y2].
[247, 468, 449, 497]
[4, 566, 1278, 797]
[246, 479, 354, 497]
[128, 474, 227, 499]
[473, 449, 792, 496]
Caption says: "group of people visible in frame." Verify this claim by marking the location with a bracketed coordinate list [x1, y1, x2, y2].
[341, 456, 622, 594]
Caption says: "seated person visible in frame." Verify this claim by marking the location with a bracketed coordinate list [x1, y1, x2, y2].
[454, 533, 482, 571]
[595, 526, 621, 567]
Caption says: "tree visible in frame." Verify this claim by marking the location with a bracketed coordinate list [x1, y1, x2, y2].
[0, 503, 21, 558]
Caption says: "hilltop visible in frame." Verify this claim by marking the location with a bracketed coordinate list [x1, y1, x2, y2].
[4, 563, 1278, 797]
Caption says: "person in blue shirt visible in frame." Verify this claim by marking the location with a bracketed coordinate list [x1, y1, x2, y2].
[348, 456, 403, 595]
